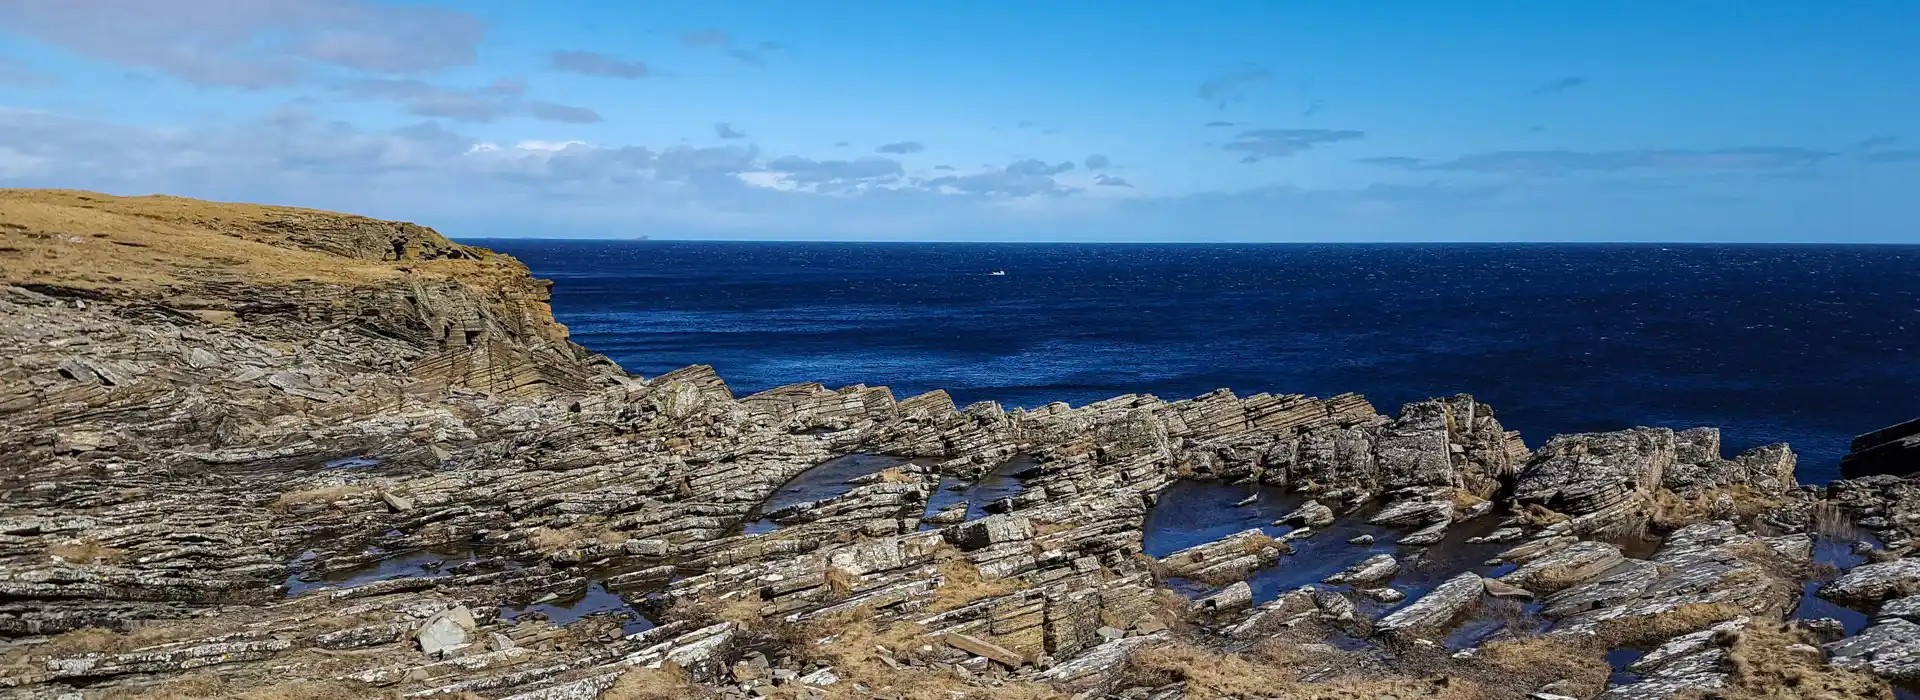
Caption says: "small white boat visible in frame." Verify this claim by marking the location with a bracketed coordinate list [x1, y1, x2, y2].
[988, 270, 1006, 276]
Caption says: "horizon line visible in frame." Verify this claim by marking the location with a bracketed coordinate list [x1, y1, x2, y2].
[454, 236, 1920, 246]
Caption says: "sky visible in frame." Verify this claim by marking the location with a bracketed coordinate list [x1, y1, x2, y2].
[0, 1, 1917, 242]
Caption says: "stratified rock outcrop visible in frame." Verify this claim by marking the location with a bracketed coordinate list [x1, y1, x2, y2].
[0, 190, 1904, 699]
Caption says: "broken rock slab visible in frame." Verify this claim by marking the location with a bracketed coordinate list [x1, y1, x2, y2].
[944, 631, 1026, 668]
[417, 605, 476, 656]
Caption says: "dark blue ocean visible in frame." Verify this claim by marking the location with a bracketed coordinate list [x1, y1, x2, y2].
[473, 241, 1920, 484]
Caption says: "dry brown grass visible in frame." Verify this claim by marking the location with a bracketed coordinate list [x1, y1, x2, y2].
[48, 539, 128, 565]
[527, 522, 631, 552]
[1594, 602, 1749, 648]
[1514, 503, 1571, 527]
[272, 485, 374, 510]
[926, 546, 1027, 612]
[663, 592, 772, 635]
[1122, 640, 1485, 700]
[1524, 564, 1597, 594]
[873, 467, 916, 484]
[1471, 635, 1609, 698]
[101, 673, 399, 700]
[1714, 622, 1893, 699]
[1238, 531, 1283, 556]
[792, 614, 1062, 700]
[603, 665, 701, 700]
[1449, 489, 1489, 513]
[5, 616, 241, 663]
[1650, 485, 1782, 531]
[0, 188, 511, 295]
[825, 566, 863, 597]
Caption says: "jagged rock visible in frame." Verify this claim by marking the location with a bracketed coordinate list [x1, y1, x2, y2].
[1499, 540, 1623, 591]
[1820, 558, 1920, 607]
[1313, 589, 1356, 622]
[1599, 618, 1750, 699]
[1324, 554, 1399, 587]
[1374, 400, 1458, 490]
[1375, 572, 1482, 635]
[0, 191, 1862, 700]
[949, 515, 1032, 551]
[1830, 618, 1920, 681]
[1276, 500, 1335, 528]
[1513, 428, 1676, 526]
[1545, 522, 1803, 634]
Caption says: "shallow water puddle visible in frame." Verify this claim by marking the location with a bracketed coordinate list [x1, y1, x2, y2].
[499, 581, 655, 635]
[1605, 647, 1646, 686]
[1145, 481, 1512, 607]
[323, 455, 382, 469]
[743, 453, 912, 534]
[1791, 533, 1877, 634]
[921, 454, 1033, 526]
[284, 548, 475, 597]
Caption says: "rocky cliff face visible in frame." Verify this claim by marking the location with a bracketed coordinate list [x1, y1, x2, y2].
[0, 190, 1909, 700]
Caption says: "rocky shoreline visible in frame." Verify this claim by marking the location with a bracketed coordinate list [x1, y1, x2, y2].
[1, 189, 1916, 699]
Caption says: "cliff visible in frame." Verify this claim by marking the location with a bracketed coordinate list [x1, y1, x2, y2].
[0, 191, 1909, 700]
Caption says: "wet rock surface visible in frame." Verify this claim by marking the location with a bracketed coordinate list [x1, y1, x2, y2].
[0, 190, 1911, 699]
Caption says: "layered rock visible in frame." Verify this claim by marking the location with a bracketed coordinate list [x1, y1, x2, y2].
[0, 190, 1908, 700]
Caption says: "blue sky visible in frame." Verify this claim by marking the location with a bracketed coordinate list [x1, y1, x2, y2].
[1, 1, 1916, 241]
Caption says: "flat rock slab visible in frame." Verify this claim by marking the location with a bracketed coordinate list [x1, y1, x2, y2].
[1375, 572, 1482, 635]
[944, 631, 1026, 668]
[1820, 558, 1920, 607]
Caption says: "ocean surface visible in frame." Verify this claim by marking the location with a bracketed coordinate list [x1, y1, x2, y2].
[473, 240, 1920, 485]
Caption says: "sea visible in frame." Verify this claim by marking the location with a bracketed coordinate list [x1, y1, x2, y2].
[473, 240, 1920, 485]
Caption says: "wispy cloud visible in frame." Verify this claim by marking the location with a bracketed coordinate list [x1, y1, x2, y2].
[876, 141, 924, 154]
[714, 123, 748, 139]
[1084, 154, 1111, 170]
[1360, 147, 1833, 175]
[1222, 128, 1364, 162]
[0, 0, 485, 87]
[1094, 174, 1132, 187]
[547, 50, 648, 79]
